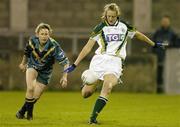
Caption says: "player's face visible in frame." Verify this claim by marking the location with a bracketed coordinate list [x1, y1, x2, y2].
[37, 28, 50, 45]
[106, 10, 118, 25]
[161, 17, 170, 28]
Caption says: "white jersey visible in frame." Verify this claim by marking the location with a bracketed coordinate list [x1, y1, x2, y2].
[90, 20, 136, 60]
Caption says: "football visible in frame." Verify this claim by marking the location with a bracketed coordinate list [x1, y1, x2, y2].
[81, 69, 98, 84]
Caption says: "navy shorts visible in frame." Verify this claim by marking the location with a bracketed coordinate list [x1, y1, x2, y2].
[27, 64, 53, 85]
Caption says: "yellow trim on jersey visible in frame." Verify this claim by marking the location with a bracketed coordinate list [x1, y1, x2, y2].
[91, 29, 103, 38]
[49, 37, 55, 41]
[100, 34, 105, 53]
[115, 31, 128, 56]
[49, 37, 59, 45]
[41, 47, 55, 60]
[115, 37, 128, 56]
[115, 43, 125, 55]
[29, 40, 40, 60]
[29, 39, 58, 63]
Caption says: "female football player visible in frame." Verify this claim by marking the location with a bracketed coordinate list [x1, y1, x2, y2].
[16, 23, 69, 120]
[64, 3, 164, 124]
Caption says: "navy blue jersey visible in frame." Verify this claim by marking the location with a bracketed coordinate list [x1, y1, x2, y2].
[24, 36, 69, 70]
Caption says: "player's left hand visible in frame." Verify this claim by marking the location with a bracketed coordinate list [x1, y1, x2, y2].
[153, 42, 169, 49]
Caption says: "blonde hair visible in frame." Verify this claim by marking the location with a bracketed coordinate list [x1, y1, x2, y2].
[35, 23, 53, 34]
[101, 3, 121, 21]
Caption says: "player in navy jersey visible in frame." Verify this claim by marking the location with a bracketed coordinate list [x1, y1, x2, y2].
[16, 23, 69, 120]
[64, 3, 166, 124]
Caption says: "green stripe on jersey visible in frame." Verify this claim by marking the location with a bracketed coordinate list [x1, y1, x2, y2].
[120, 20, 136, 31]
[90, 22, 107, 38]
[99, 31, 106, 53]
[115, 31, 128, 55]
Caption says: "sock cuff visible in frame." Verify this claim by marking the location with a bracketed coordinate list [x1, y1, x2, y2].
[98, 96, 108, 103]
[25, 98, 35, 103]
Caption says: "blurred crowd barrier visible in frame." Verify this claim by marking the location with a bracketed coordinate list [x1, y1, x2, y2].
[0, 44, 157, 93]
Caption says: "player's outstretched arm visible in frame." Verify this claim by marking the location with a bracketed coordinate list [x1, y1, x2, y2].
[134, 31, 169, 48]
[60, 63, 69, 88]
[74, 38, 96, 66]
[64, 38, 96, 73]
[135, 31, 155, 46]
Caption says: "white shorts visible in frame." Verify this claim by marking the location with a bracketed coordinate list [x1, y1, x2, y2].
[89, 54, 123, 80]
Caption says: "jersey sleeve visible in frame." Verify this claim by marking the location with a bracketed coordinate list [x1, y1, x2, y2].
[54, 44, 69, 66]
[120, 20, 136, 39]
[90, 22, 106, 41]
[24, 38, 33, 58]
[127, 25, 136, 39]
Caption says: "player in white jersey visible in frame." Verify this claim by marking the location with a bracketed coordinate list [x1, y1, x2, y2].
[64, 3, 164, 124]
[91, 17, 135, 60]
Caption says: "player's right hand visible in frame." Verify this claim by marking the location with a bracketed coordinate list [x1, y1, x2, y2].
[64, 64, 76, 73]
[19, 63, 27, 72]
[60, 76, 67, 88]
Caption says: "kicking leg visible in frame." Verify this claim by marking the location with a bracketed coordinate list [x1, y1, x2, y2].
[81, 80, 101, 98]
[81, 69, 100, 98]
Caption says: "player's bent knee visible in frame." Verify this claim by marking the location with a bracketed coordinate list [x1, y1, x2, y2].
[82, 88, 94, 98]
[82, 91, 93, 98]
[81, 70, 98, 85]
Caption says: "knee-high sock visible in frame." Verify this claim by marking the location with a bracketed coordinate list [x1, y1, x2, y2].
[19, 97, 38, 115]
[90, 96, 108, 120]
[19, 101, 27, 115]
[26, 98, 36, 116]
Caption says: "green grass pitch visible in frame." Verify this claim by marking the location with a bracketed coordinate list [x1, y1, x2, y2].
[0, 91, 179, 127]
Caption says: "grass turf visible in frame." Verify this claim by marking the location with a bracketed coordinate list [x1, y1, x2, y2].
[0, 91, 179, 127]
